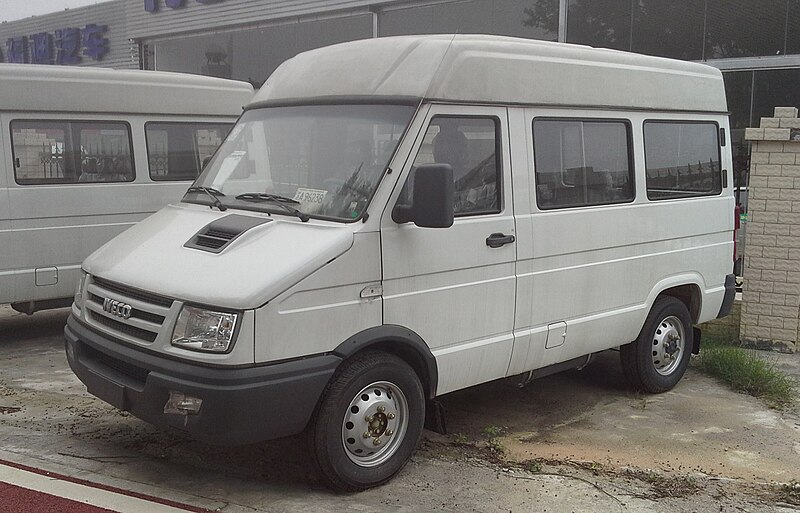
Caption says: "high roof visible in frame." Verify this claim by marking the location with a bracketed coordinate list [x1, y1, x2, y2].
[0, 64, 254, 116]
[255, 35, 727, 113]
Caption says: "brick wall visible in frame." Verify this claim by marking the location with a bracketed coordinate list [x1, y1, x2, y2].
[741, 107, 800, 353]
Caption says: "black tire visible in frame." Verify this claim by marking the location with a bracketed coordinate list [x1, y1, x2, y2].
[308, 351, 425, 492]
[620, 296, 693, 393]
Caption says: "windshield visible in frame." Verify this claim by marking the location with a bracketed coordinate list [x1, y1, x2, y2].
[187, 104, 416, 221]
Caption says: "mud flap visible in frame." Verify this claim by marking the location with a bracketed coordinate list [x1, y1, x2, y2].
[692, 327, 702, 355]
[424, 399, 447, 435]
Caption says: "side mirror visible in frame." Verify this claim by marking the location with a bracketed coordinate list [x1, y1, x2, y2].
[392, 163, 454, 228]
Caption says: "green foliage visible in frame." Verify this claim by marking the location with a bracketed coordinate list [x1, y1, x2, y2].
[695, 339, 797, 410]
[451, 432, 470, 445]
[481, 425, 504, 438]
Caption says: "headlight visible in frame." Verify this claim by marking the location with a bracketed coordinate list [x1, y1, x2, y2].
[171, 305, 238, 353]
[74, 271, 88, 310]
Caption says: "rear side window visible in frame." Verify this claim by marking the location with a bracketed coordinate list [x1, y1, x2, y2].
[11, 120, 134, 185]
[145, 122, 232, 181]
[644, 121, 722, 200]
[533, 119, 634, 209]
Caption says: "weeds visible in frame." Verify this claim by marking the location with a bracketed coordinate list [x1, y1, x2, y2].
[624, 468, 700, 498]
[694, 339, 797, 410]
[482, 425, 504, 438]
[451, 432, 470, 445]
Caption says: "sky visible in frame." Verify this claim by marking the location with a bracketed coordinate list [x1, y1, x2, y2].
[1, 0, 103, 23]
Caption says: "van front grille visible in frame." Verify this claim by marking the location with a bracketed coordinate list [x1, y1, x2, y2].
[92, 276, 173, 308]
[93, 314, 158, 343]
[85, 276, 173, 346]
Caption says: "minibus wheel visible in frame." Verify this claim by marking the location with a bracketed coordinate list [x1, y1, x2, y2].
[620, 296, 693, 393]
[309, 351, 425, 492]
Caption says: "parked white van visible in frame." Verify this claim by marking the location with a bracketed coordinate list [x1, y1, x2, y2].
[65, 35, 737, 491]
[0, 64, 253, 314]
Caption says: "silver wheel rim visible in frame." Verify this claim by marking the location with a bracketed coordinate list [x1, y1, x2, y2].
[341, 381, 409, 468]
[651, 315, 685, 376]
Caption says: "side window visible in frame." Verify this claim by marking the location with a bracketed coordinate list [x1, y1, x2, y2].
[644, 121, 721, 200]
[11, 120, 134, 185]
[533, 119, 633, 209]
[145, 122, 232, 181]
[405, 116, 501, 216]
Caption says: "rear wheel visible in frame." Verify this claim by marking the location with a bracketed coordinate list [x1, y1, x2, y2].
[620, 296, 693, 393]
[309, 351, 425, 492]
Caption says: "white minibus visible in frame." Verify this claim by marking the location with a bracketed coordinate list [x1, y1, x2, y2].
[0, 64, 253, 314]
[65, 35, 736, 491]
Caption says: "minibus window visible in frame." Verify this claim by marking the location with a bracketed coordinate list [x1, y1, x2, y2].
[644, 121, 722, 200]
[191, 104, 415, 222]
[400, 116, 501, 217]
[532, 119, 634, 209]
[11, 120, 134, 185]
[145, 122, 233, 181]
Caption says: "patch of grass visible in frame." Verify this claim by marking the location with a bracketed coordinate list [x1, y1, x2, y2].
[523, 459, 542, 473]
[451, 432, 470, 445]
[624, 469, 700, 498]
[485, 437, 505, 455]
[694, 339, 797, 409]
[482, 425, 504, 438]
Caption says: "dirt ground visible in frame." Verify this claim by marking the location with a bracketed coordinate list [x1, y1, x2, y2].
[1, 304, 799, 512]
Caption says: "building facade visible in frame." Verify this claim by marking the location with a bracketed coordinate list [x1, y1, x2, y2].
[3, 0, 800, 187]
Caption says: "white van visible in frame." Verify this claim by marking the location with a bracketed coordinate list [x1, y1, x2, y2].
[0, 64, 253, 314]
[65, 35, 737, 491]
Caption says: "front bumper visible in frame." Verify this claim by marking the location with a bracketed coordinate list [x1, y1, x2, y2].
[65, 314, 339, 446]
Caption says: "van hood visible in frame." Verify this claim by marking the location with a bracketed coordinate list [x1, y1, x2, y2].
[83, 204, 354, 310]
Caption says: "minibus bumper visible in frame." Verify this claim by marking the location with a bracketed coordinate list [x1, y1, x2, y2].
[717, 273, 737, 319]
[64, 314, 340, 446]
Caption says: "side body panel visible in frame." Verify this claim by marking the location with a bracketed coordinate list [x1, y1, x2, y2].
[510, 108, 734, 375]
[0, 120, 12, 302]
[255, 231, 383, 363]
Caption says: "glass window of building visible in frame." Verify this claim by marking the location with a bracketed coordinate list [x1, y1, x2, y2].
[379, 0, 558, 41]
[787, 0, 800, 54]
[753, 68, 800, 122]
[11, 120, 134, 185]
[150, 14, 372, 86]
[705, 0, 788, 58]
[566, 0, 631, 51]
[631, 0, 705, 60]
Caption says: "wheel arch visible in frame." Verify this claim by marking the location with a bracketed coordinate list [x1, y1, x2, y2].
[332, 325, 438, 400]
[648, 275, 704, 324]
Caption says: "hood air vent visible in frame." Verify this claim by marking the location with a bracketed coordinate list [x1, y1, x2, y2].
[185, 214, 271, 254]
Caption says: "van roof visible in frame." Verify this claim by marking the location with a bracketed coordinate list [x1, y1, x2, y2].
[0, 64, 254, 116]
[255, 34, 727, 113]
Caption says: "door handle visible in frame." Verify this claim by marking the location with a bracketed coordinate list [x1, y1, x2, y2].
[486, 232, 515, 248]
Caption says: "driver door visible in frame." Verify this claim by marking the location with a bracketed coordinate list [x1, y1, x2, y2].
[380, 105, 517, 395]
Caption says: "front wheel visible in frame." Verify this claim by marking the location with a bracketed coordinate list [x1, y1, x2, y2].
[620, 296, 693, 393]
[308, 351, 425, 492]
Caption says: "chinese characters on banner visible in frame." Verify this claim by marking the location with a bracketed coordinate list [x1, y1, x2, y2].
[145, 0, 222, 13]
[2, 24, 109, 64]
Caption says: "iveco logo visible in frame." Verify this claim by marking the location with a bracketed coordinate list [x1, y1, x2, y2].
[103, 298, 132, 319]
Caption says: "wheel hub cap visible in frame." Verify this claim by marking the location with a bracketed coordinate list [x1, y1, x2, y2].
[651, 315, 685, 376]
[341, 381, 408, 468]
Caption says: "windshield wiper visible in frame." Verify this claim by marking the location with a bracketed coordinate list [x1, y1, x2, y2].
[234, 193, 309, 222]
[186, 186, 227, 212]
